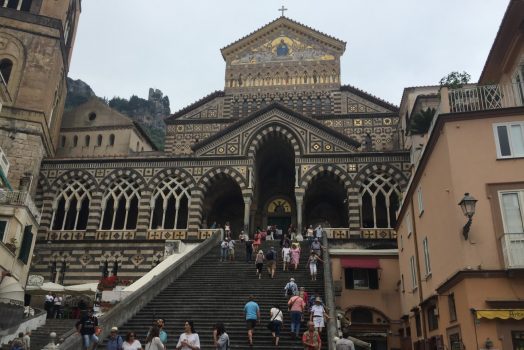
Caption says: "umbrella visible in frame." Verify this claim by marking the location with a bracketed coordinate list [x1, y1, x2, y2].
[0, 276, 24, 303]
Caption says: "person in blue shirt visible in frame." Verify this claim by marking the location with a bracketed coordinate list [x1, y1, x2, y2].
[157, 319, 168, 345]
[106, 327, 123, 350]
[243, 295, 260, 347]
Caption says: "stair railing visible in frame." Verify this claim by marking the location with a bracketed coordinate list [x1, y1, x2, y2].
[57, 230, 222, 350]
[322, 233, 337, 350]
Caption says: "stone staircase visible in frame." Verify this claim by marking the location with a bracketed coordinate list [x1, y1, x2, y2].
[106, 240, 326, 349]
[1, 319, 77, 350]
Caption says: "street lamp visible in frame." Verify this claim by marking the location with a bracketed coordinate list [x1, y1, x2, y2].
[458, 193, 477, 240]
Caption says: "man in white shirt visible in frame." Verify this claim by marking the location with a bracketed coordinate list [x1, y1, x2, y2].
[53, 294, 63, 319]
[334, 336, 355, 350]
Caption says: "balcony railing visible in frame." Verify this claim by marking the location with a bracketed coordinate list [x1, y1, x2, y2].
[0, 189, 41, 223]
[448, 83, 524, 113]
[324, 228, 397, 240]
[500, 233, 524, 269]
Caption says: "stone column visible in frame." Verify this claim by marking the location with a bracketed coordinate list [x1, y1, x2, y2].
[295, 193, 304, 235]
[187, 188, 204, 239]
[347, 187, 361, 236]
[243, 196, 251, 234]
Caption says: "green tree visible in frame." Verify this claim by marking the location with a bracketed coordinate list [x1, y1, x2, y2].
[409, 107, 436, 135]
[439, 71, 471, 89]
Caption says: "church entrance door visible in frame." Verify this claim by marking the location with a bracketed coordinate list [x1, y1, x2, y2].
[253, 132, 296, 232]
[202, 175, 243, 236]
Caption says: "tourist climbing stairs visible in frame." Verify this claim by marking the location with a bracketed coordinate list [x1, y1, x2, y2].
[1, 319, 77, 350]
[111, 239, 327, 349]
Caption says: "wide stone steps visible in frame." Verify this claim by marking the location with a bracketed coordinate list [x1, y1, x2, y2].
[103, 240, 327, 349]
[1, 319, 77, 350]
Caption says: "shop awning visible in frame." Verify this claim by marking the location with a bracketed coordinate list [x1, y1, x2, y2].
[340, 257, 380, 269]
[476, 309, 524, 320]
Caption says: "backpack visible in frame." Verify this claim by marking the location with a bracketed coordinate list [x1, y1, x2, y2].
[266, 251, 274, 260]
[286, 285, 294, 296]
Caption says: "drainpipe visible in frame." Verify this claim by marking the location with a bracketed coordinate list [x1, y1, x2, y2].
[409, 198, 428, 341]
[322, 233, 337, 350]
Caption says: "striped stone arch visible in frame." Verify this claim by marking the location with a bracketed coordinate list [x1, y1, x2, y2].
[97, 169, 147, 193]
[353, 163, 408, 190]
[146, 168, 196, 192]
[300, 164, 352, 193]
[245, 122, 303, 158]
[36, 175, 52, 232]
[197, 166, 248, 193]
[50, 169, 98, 195]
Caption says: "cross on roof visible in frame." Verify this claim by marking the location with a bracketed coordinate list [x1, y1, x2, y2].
[278, 6, 288, 17]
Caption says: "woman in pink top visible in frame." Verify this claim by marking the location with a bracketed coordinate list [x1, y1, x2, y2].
[287, 294, 306, 338]
[290, 243, 301, 271]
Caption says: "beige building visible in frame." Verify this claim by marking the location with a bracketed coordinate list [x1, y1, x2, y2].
[396, 1, 524, 349]
[0, 0, 81, 326]
[56, 98, 157, 158]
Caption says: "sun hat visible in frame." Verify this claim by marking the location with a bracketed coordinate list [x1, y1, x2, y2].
[111, 326, 118, 332]
[259, 250, 263, 254]
[315, 297, 321, 302]
[290, 277, 295, 281]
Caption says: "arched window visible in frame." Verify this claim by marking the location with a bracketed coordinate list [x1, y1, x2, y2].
[287, 98, 294, 110]
[260, 98, 267, 109]
[315, 97, 322, 114]
[60, 136, 66, 148]
[232, 100, 239, 118]
[136, 142, 139, 151]
[97, 135, 102, 146]
[150, 177, 191, 229]
[351, 308, 374, 324]
[306, 97, 313, 114]
[51, 180, 91, 231]
[0, 59, 13, 84]
[109, 134, 115, 146]
[85, 135, 90, 147]
[242, 99, 248, 116]
[297, 98, 303, 113]
[360, 173, 401, 228]
[100, 177, 140, 230]
[73, 135, 78, 147]
[323, 97, 332, 114]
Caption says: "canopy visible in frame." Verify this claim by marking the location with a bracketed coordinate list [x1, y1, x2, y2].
[476, 309, 524, 320]
[340, 257, 380, 269]
[0, 276, 24, 302]
[65, 283, 98, 294]
[26, 282, 98, 295]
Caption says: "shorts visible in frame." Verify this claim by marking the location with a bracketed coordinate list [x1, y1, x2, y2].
[246, 319, 257, 330]
[267, 260, 276, 269]
[272, 320, 282, 336]
[82, 334, 98, 350]
[256, 263, 263, 273]
[283, 254, 291, 263]
[228, 248, 235, 256]
[313, 316, 324, 328]
[309, 263, 317, 274]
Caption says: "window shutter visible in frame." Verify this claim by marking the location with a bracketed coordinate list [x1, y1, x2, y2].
[369, 269, 379, 289]
[344, 268, 354, 289]
[0, 221, 6, 242]
[18, 225, 33, 264]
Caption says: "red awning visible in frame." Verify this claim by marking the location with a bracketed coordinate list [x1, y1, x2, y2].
[341, 257, 380, 269]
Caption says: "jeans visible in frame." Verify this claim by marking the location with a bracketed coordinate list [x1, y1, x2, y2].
[220, 247, 228, 261]
[246, 250, 252, 262]
[82, 334, 98, 350]
[290, 311, 302, 335]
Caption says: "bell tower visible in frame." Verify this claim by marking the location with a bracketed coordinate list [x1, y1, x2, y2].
[0, 0, 81, 192]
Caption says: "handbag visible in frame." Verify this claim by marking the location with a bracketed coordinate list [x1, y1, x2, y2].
[266, 308, 281, 331]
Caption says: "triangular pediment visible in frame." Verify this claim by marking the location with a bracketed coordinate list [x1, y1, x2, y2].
[221, 17, 346, 63]
[192, 104, 360, 157]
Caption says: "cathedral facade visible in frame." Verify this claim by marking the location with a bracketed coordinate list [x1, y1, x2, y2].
[31, 17, 410, 285]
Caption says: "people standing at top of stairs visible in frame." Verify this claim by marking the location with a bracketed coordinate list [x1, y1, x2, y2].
[219, 239, 228, 262]
[282, 244, 291, 271]
[224, 222, 231, 239]
[284, 277, 298, 298]
[239, 230, 247, 243]
[306, 251, 324, 281]
[212, 323, 229, 350]
[44, 292, 53, 318]
[255, 250, 265, 279]
[244, 295, 260, 347]
[76, 309, 99, 350]
[52, 293, 63, 318]
[176, 320, 200, 350]
[122, 332, 142, 350]
[245, 237, 253, 262]
[266, 246, 277, 278]
[315, 225, 323, 240]
[290, 243, 301, 271]
[145, 326, 164, 350]
[306, 225, 315, 245]
[227, 238, 236, 261]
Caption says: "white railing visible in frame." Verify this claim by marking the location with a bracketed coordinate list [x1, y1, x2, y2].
[0, 189, 41, 223]
[500, 233, 524, 269]
[449, 83, 524, 113]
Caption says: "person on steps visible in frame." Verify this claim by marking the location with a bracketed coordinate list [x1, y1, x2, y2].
[220, 238, 228, 262]
[212, 323, 229, 350]
[106, 327, 123, 350]
[145, 326, 164, 350]
[290, 243, 301, 271]
[157, 319, 168, 345]
[244, 295, 260, 347]
[76, 308, 99, 350]
[245, 237, 253, 262]
[287, 292, 306, 339]
[122, 332, 142, 350]
[269, 304, 283, 348]
[302, 321, 321, 350]
[176, 320, 200, 350]
[228, 238, 236, 261]
[284, 277, 298, 299]
[266, 246, 277, 278]
[282, 244, 291, 271]
[255, 250, 265, 279]
[310, 297, 330, 335]
[306, 251, 323, 281]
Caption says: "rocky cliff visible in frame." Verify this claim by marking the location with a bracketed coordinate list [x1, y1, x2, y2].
[65, 78, 169, 149]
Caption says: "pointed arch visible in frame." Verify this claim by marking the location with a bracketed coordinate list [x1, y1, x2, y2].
[245, 122, 304, 158]
[300, 164, 351, 193]
[50, 179, 92, 231]
[197, 166, 247, 194]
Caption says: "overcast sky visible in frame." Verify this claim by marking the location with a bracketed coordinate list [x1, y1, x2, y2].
[68, 0, 508, 112]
